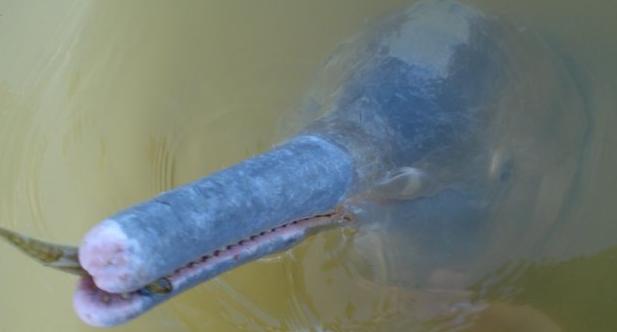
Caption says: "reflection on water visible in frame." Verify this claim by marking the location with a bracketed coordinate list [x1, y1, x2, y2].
[0, 0, 615, 331]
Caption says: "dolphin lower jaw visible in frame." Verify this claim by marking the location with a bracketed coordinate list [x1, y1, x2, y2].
[74, 210, 352, 327]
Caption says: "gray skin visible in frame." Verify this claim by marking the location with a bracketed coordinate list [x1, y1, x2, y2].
[71, 0, 588, 327]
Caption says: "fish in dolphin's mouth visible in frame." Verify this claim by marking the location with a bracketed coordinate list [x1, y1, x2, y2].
[74, 209, 354, 326]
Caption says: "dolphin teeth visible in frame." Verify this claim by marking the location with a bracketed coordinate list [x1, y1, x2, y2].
[140, 277, 173, 295]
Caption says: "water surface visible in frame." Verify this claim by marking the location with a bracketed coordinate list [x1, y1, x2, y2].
[0, 1, 615, 331]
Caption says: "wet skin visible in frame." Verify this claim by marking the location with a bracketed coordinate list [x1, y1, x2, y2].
[0, 0, 588, 327]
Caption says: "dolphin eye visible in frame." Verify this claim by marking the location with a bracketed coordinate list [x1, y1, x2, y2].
[498, 158, 514, 183]
[488, 150, 514, 184]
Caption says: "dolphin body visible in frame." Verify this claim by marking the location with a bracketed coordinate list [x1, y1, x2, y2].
[72, 0, 587, 327]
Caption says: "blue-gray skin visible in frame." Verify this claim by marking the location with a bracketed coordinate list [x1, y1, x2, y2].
[74, 0, 588, 327]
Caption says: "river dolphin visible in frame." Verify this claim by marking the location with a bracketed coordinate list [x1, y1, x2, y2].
[0, 0, 587, 327]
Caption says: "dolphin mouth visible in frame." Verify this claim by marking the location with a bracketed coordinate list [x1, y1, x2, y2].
[71, 134, 355, 327]
[73, 209, 353, 327]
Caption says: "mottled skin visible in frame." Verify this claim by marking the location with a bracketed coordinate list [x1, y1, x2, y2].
[0, 0, 587, 328]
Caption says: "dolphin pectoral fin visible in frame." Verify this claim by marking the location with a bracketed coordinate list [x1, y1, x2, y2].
[0, 226, 85, 275]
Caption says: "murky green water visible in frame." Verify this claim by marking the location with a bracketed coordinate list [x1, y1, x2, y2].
[0, 1, 615, 331]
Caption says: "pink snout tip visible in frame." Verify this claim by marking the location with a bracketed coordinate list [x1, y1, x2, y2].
[78, 220, 147, 293]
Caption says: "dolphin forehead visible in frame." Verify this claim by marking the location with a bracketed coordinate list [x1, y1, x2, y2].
[385, 0, 484, 78]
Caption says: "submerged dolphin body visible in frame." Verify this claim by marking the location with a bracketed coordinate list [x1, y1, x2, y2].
[0, 0, 587, 327]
